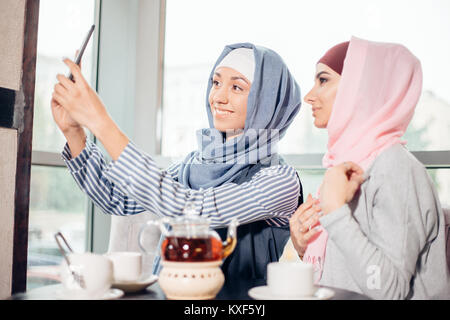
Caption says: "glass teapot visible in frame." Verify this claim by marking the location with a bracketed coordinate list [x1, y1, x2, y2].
[138, 203, 238, 262]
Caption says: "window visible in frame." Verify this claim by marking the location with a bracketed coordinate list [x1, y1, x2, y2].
[161, 0, 450, 200]
[28, 0, 97, 290]
[27, 166, 89, 289]
[293, 168, 450, 205]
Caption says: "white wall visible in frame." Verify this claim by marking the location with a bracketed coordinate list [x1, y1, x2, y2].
[0, 0, 26, 91]
[0, 128, 17, 299]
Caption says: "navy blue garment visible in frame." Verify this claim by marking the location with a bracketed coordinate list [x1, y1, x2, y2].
[216, 159, 303, 281]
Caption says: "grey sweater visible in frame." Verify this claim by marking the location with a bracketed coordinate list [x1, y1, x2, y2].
[318, 144, 450, 299]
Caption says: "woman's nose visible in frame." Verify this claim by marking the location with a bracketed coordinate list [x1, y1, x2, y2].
[304, 88, 316, 105]
[212, 87, 228, 104]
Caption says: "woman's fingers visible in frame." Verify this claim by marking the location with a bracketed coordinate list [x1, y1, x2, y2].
[290, 200, 314, 231]
[291, 204, 321, 233]
[289, 197, 323, 258]
[299, 204, 320, 228]
[291, 196, 314, 219]
[303, 227, 320, 242]
[298, 202, 317, 222]
[54, 83, 68, 96]
[51, 97, 60, 108]
[63, 58, 85, 84]
[342, 161, 364, 176]
[300, 207, 321, 232]
[56, 74, 75, 91]
[350, 171, 365, 184]
[346, 176, 364, 201]
[52, 91, 66, 106]
[290, 226, 320, 257]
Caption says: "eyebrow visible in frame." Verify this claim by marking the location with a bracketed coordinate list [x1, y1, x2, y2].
[315, 71, 331, 79]
[214, 72, 249, 85]
[231, 76, 250, 84]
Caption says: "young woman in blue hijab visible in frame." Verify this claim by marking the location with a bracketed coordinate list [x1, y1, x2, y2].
[51, 43, 303, 281]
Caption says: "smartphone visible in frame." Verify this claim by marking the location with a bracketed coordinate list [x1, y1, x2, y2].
[68, 24, 95, 81]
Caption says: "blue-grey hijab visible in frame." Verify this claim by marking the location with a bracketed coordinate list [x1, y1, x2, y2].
[177, 43, 301, 190]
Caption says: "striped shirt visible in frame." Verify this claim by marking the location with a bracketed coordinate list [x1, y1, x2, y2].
[61, 139, 300, 229]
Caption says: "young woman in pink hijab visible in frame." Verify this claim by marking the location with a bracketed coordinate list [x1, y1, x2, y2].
[288, 37, 450, 299]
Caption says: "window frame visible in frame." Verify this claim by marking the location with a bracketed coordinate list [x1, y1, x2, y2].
[156, 1, 450, 171]
[28, 0, 450, 279]
[30, 0, 101, 254]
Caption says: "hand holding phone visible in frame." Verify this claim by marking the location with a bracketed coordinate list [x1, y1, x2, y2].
[68, 24, 95, 81]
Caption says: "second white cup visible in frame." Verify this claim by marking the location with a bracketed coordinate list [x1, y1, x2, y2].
[105, 251, 143, 283]
[60, 252, 114, 299]
[267, 262, 315, 297]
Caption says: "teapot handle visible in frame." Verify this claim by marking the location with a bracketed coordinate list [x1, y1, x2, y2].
[221, 218, 239, 259]
[138, 218, 170, 255]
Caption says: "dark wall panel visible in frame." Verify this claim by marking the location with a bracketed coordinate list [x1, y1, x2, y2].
[0, 88, 15, 128]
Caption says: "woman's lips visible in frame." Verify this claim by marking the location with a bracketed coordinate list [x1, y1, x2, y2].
[213, 107, 233, 117]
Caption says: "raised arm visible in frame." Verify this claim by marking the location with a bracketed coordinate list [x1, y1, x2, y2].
[102, 140, 300, 228]
[52, 58, 301, 227]
[61, 139, 148, 216]
[52, 59, 129, 162]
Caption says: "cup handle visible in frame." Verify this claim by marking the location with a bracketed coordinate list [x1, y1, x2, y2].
[138, 220, 164, 255]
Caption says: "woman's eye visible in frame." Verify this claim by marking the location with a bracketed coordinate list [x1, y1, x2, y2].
[233, 85, 243, 91]
[319, 77, 328, 85]
[213, 80, 220, 86]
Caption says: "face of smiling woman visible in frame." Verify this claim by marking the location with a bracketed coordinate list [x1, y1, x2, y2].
[209, 66, 251, 135]
[304, 63, 341, 128]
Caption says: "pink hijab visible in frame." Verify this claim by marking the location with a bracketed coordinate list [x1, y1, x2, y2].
[303, 36, 423, 282]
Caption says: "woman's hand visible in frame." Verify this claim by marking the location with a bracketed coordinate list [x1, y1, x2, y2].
[51, 58, 129, 161]
[52, 58, 109, 135]
[51, 96, 82, 134]
[50, 53, 89, 158]
[289, 194, 322, 259]
[51, 52, 84, 135]
[319, 161, 365, 215]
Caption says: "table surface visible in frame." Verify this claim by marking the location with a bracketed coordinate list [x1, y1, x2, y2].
[9, 277, 370, 300]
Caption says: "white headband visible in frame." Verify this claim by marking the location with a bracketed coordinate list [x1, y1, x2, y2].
[215, 48, 255, 83]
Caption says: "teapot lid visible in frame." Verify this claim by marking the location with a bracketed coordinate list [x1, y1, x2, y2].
[171, 202, 209, 227]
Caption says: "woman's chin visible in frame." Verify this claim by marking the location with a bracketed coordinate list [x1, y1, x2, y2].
[314, 118, 327, 129]
[213, 121, 241, 133]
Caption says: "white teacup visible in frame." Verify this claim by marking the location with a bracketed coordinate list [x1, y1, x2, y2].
[267, 262, 315, 297]
[60, 252, 114, 299]
[105, 251, 143, 283]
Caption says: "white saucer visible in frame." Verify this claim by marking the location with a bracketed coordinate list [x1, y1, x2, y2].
[248, 286, 334, 300]
[112, 275, 158, 293]
[102, 288, 125, 300]
[57, 288, 124, 300]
